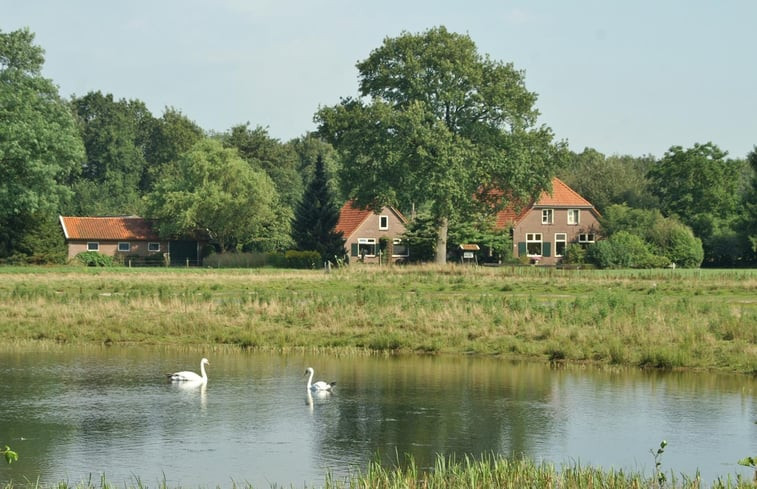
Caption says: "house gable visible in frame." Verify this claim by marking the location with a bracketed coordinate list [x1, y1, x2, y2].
[491, 178, 601, 265]
[335, 201, 409, 263]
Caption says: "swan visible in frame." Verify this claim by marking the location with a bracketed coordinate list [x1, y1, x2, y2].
[167, 358, 209, 383]
[305, 367, 335, 392]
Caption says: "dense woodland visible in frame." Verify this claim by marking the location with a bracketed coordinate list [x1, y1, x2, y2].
[1, 27, 755, 268]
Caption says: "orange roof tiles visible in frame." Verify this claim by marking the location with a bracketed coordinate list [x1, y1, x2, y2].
[334, 202, 370, 238]
[494, 177, 594, 227]
[335, 201, 407, 238]
[59, 216, 160, 241]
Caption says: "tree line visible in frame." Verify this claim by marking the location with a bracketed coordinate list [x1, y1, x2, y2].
[1, 27, 755, 268]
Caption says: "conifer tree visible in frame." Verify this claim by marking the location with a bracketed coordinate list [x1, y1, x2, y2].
[292, 155, 345, 263]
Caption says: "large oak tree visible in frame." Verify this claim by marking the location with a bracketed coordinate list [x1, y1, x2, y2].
[316, 26, 563, 263]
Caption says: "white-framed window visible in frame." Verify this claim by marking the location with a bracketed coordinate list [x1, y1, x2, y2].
[567, 209, 580, 225]
[542, 209, 554, 224]
[87, 242, 99, 252]
[526, 233, 543, 256]
[358, 238, 376, 257]
[379, 215, 389, 230]
[555, 233, 567, 257]
[392, 238, 409, 257]
[148, 242, 160, 252]
[578, 233, 596, 244]
[118, 242, 131, 252]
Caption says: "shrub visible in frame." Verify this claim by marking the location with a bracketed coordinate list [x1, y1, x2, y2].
[587, 231, 669, 269]
[75, 251, 116, 267]
[283, 250, 321, 269]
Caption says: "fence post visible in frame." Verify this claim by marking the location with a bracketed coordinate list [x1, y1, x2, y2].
[186, 258, 190, 268]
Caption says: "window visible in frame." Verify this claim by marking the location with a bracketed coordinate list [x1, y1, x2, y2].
[118, 242, 131, 252]
[542, 209, 554, 224]
[379, 215, 389, 230]
[555, 233, 567, 257]
[357, 238, 376, 257]
[526, 233, 542, 256]
[392, 238, 409, 257]
[148, 242, 161, 252]
[578, 233, 596, 248]
[87, 242, 99, 252]
[567, 209, 580, 225]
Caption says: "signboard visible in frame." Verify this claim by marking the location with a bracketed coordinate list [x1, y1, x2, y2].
[463, 251, 474, 259]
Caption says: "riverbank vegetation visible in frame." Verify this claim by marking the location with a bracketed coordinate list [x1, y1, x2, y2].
[0, 265, 754, 375]
[2, 453, 755, 488]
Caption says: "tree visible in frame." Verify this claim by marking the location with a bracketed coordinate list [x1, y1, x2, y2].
[558, 148, 657, 213]
[647, 142, 746, 264]
[316, 26, 563, 264]
[69, 91, 151, 215]
[600, 204, 703, 268]
[291, 154, 345, 263]
[0, 28, 84, 260]
[142, 107, 205, 192]
[223, 124, 303, 210]
[144, 138, 291, 252]
[744, 147, 757, 257]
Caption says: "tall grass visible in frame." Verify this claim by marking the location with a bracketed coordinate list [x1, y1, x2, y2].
[2, 454, 755, 488]
[0, 265, 754, 374]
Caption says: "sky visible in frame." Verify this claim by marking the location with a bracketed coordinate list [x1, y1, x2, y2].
[3, 0, 757, 159]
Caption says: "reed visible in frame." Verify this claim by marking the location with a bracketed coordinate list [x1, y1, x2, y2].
[0, 265, 754, 374]
[2, 453, 755, 488]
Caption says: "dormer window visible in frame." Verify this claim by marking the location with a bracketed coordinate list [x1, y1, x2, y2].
[379, 215, 389, 230]
[542, 209, 554, 225]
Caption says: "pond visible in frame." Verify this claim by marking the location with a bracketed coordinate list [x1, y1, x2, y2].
[1, 347, 755, 487]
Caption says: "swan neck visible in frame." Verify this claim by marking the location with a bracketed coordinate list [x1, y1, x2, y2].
[307, 369, 314, 389]
[200, 361, 207, 381]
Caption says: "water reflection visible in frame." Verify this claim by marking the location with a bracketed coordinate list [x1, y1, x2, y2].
[0, 348, 754, 488]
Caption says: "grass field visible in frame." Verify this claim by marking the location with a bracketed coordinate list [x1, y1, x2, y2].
[0, 264, 755, 374]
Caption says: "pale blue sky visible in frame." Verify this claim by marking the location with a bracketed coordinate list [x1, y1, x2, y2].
[4, 1, 756, 158]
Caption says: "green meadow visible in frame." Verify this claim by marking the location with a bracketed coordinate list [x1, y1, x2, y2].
[0, 265, 754, 374]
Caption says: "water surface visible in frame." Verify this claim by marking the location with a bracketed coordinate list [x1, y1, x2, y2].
[1, 347, 755, 487]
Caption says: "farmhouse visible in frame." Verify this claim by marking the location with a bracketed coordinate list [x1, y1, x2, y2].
[494, 177, 601, 266]
[335, 201, 409, 264]
[59, 216, 204, 266]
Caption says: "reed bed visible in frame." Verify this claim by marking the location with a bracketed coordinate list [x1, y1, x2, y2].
[0, 265, 755, 374]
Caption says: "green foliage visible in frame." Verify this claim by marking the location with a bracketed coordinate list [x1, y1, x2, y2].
[75, 251, 116, 267]
[292, 154, 345, 263]
[144, 138, 292, 252]
[142, 107, 204, 191]
[223, 123, 303, 209]
[69, 91, 150, 215]
[282, 250, 321, 269]
[651, 439, 668, 487]
[587, 231, 669, 269]
[317, 26, 563, 264]
[0, 28, 84, 259]
[1, 444, 17, 464]
[648, 143, 747, 265]
[600, 205, 703, 268]
[559, 148, 658, 213]
[562, 244, 587, 265]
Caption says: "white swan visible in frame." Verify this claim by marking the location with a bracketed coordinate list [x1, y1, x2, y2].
[167, 358, 209, 383]
[305, 367, 335, 392]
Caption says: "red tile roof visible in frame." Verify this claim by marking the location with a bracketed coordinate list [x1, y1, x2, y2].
[59, 216, 160, 241]
[335, 201, 407, 238]
[494, 177, 594, 227]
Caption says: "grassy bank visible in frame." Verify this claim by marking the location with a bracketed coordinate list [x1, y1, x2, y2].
[2, 454, 755, 488]
[0, 265, 755, 374]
